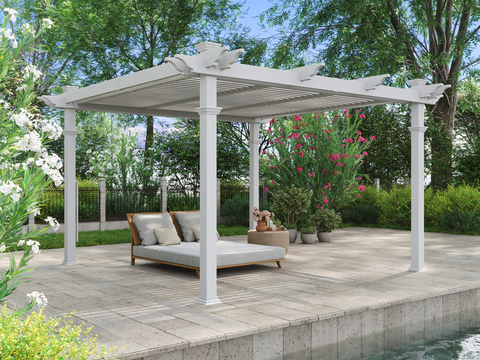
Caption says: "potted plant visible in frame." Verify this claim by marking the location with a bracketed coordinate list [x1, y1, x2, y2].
[252, 207, 272, 232]
[300, 227, 317, 244]
[310, 209, 342, 242]
[283, 223, 298, 243]
[272, 218, 283, 231]
[270, 185, 311, 243]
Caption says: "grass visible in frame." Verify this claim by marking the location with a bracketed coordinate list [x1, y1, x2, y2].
[6, 224, 250, 252]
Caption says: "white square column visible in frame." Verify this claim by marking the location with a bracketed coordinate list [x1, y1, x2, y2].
[62, 86, 79, 265]
[408, 100, 427, 272]
[196, 74, 222, 305]
[249, 123, 260, 230]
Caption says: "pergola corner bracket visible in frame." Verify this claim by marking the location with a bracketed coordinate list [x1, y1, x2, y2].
[220, 49, 245, 70]
[291, 63, 325, 81]
[203, 46, 230, 68]
[166, 56, 194, 75]
[419, 84, 451, 100]
[356, 74, 390, 91]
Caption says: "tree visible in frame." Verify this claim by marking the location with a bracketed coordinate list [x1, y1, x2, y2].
[157, 118, 250, 191]
[356, 105, 412, 185]
[263, 0, 480, 190]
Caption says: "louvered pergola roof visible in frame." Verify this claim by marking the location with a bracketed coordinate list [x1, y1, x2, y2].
[40, 43, 447, 122]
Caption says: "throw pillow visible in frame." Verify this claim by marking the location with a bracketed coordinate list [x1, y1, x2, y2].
[154, 228, 181, 246]
[192, 227, 220, 242]
[132, 213, 175, 246]
[174, 212, 200, 242]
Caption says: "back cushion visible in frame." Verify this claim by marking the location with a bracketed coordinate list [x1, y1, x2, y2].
[174, 212, 200, 242]
[133, 213, 175, 246]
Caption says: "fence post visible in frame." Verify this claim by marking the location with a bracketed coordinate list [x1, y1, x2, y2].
[99, 178, 106, 231]
[161, 178, 168, 212]
[374, 178, 380, 192]
[217, 178, 221, 221]
[28, 213, 35, 233]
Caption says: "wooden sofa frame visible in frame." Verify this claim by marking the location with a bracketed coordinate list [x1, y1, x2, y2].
[127, 211, 284, 277]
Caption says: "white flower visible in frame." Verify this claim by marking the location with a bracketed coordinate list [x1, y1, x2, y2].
[12, 39, 18, 48]
[0, 243, 5, 253]
[17, 240, 25, 246]
[4, 8, 18, 22]
[42, 18, 53, 28]
[27, 291, 48, 309]
[27, 207, 41, 216]
[31, 244, 40, 254]
[23, 65, 42, 80]
[16, 84, 27, 92]
[12, 109, 32, 127]
[21, 23, 31, 33]
[45, 216, 60, 232]
[3, 28, 14, 40]
[0, 180, 15, 195]
[10, 192, 20, 202]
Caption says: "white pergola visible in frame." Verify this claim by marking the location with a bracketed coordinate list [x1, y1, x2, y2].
[41, 42, 449, 305]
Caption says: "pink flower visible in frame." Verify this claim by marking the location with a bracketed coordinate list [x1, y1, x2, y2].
[356, 130, 361, 135]
[297, 166, 303, 172]
[293, 126, 300, 130]
[269, 166, 274, 170]
[370, 135, 376, 140]
[310, 146, 315, 151]
[323, 198, 329, 204]
[271, 180, 275, 184]
[296, 143, 303, 150]
[359, 114, 366, 119]
[264, 187, 268, 192]
[356, 154, 360, 159]
[363, 151, 368, 156]
[334, 171, 339, 175]
[348, 114, 352, 118]
[345, 138, 354, 143]
[357, 177, 362, 180]
[308, 172, 313, 177]
[359, 185, 365, 192]
[298, 151, 305, 157]
[269, 119, 276, 125]
[341, 144, 346, 147]
[357, 194, 361, 198]
[356, 110, 360, 113]
[358, 136, 366, 142]
[262, 150, 267, 154]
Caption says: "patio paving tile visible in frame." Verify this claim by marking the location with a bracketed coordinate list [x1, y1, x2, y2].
[3, 227, 480, 359]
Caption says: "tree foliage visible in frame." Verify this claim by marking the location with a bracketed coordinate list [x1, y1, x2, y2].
[263, 0, 480, 189]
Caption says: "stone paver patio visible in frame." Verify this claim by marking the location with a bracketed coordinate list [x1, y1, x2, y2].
[4, 227, 480, 359]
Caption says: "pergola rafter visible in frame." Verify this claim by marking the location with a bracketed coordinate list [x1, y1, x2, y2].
[40, 42, 449, 305]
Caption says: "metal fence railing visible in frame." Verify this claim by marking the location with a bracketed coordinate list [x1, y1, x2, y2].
[167, 186, 200, 212]
[106, 188, 162, 221]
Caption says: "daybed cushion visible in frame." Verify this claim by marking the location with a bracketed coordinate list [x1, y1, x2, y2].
[154, 228, 181, 246]
[174, 212, 200, 242]
[133, 213, 175, 246]
[132, 240, 285, 268]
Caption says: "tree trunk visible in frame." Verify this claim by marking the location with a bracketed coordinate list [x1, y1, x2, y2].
[142, 115, 155, 188]
[428, 90, 457, 190]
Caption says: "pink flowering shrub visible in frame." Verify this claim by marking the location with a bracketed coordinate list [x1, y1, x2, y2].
[262, 111, 374, 211]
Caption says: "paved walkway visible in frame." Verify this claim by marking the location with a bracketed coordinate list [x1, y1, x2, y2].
[4, 227, 480, 359]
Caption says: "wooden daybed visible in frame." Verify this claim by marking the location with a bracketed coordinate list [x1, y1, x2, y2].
[127, 211, 285, 277]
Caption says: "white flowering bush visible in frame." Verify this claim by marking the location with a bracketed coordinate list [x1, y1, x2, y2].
[0, 8, 61, 315]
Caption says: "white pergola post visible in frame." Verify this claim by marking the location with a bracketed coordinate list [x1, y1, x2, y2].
[408, 80, 428, 271]
[61, 86, 79, 265]
[196, 71, 222, 305]
[249, 122, 260, 230]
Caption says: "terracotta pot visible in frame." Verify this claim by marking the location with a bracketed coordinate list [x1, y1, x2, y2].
[301, 233, 317, 244]
[256, 221, 267, 232]
[317, 231, 333, 242]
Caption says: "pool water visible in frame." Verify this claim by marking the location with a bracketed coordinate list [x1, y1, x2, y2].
[383, 327, 480, 360]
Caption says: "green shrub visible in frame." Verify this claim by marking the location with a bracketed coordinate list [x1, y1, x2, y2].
[344, 204, 381, 224]
[220, 194, 250, 226]
[300, 227, 316, 234]
[377, 185, 411, 227]
[310, 209, 342, 232]
[167, 195, 200, 211]
[283, 223, 297, 229]
[425, 185, 480, 227]
[269, 185, 311, 225]
[0, 305, 119, 359]
[442, 208, 480, 234]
